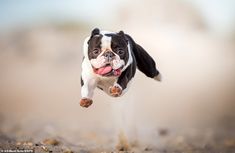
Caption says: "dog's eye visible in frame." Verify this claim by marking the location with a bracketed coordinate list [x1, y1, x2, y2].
[117, 49, 124, 55]
[93, 49, 100, 55]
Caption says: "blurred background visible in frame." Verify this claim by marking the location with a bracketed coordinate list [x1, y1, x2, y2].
[0, 0, 235, 152]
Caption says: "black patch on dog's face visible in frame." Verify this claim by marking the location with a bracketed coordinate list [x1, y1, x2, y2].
[105, 33, 129, 64]
[87, 35, 103, 60]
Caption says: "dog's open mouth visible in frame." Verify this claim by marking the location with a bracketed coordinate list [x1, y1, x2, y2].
[93, 64, 122, 76]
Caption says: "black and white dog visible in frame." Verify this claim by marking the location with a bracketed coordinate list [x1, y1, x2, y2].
[80, 28, 161, 108]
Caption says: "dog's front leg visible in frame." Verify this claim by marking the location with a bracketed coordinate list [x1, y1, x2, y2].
[80, 77, 97, 108]
[109, 75, 129, 97]
[109, 83, 123, 97]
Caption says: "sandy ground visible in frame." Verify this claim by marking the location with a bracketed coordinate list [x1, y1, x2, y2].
[1, 128, 235, 153]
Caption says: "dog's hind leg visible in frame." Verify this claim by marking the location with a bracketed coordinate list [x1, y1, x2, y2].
[125, 34, 162, 81]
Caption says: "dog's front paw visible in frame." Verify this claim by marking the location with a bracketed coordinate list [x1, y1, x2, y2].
[109, 85, 122, 97]
[80, 98, 93, 108]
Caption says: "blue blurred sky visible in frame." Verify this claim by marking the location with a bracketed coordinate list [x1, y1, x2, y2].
[0, 0, 235, 36]
[186, 0, 235, 35]
[0, 0, 123, 28]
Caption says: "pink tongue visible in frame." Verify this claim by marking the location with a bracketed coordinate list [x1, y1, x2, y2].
[97, 66, 112, 75]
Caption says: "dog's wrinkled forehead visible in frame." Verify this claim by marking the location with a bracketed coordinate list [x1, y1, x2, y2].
[87, 28, 128, 60]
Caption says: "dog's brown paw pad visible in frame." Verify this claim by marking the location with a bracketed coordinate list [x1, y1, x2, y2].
[80, 98, 93, 108]
[109, 85, 122, 97]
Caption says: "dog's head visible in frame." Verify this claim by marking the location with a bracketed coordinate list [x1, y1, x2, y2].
[85, 28, 131, 77]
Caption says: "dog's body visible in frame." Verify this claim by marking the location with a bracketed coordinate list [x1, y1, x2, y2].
[80, 28, 161, 107]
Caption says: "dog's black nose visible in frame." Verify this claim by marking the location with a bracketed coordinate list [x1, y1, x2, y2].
[103, 51, 115, 60]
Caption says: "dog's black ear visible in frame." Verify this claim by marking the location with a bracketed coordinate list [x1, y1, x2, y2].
[118, 30, 125, 36]
[125, 34, 161, 81]
[118, 30, 128, 43]
[88, 28, 100, 44]
[91, 28, 100, 36]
